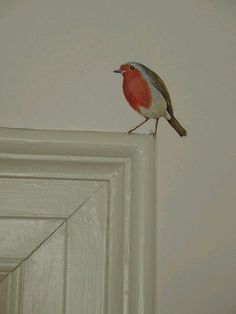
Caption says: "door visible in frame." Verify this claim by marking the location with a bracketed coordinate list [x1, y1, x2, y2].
[0, 128, 155, 314]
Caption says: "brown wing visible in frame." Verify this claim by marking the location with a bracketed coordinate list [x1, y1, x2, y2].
[143, 65, 174, 116]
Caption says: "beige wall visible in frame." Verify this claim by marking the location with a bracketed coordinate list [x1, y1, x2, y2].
[1, 0, 235, 313]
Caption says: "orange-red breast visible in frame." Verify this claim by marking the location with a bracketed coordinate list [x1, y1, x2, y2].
[114, 62, 187, 136]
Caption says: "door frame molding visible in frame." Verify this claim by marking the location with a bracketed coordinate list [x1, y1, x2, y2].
[0, 127, 156, 314]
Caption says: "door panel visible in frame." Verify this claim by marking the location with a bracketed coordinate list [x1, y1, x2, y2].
[0, 184, 108, 314]
[0, 129, 155, 314]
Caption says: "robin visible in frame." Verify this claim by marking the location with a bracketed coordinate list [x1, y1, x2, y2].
[114, 62, 187, 137]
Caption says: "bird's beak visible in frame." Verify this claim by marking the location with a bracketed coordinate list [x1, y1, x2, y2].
[113, 69, 121, 73]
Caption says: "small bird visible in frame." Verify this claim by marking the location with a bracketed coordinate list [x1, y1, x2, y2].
[114, 62, 187, 137]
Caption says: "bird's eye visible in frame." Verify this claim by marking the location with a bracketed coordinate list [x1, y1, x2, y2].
[129, 65, 135, 70]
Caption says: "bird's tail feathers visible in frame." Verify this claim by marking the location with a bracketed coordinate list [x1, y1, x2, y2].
[167, 115, 187, 137]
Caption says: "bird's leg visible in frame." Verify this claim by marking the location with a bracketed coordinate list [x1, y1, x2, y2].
[153, 118, 159, 137]
[128, 118, 149, 134]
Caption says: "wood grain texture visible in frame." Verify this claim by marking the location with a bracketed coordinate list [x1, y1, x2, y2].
[65, 184, 108, 314]
[0, 272, 8, 281]
[21, 225, 66, 314]
[0, 178, 102, 217]
[106, 165, 127, 314]
[0, 157, 122, 181]
[0, 276, 8, 313]
[0, 260, 20, 273]
[0, 267, 22, 314]
[7, 267, 22, 314]
[0, 218, 63, 259]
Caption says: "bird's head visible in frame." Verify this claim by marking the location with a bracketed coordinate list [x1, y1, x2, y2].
[113, 62, 143, 79]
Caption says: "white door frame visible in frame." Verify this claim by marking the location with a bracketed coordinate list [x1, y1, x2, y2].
[0, 127, 156, 314]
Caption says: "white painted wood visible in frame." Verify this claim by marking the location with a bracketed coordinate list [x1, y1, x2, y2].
[0, 273, 8, 282]
[65, 184, 108, 314]
[7, 267, 22, 314]
[129, 140, 156, 314]
[0, 156, 122, 181]
[21, 225, 66, 314]
[0, 260, 20, 273]
[0, 179, 102, 217]
[0, 267, 22, 314]
[0, 128, 155, 314]
[0, 218, 63, 259]
[106, 165, 128, 314]
[0, 276, 8, 313]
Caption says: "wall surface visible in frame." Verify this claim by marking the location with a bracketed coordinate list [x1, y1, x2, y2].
[0, 0, 235, 313]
